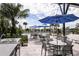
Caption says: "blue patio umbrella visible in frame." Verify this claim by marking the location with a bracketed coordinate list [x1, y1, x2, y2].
[30, 25, 50, 33]
[37, 26, 50, 32]
[30, 25, 38, 33]
[37, 26, 49, 28]
[39, 14, 79, 24]
[30, 25, 49, 28]
[30, 25, 38, 28]
[39, 14, 79, 36]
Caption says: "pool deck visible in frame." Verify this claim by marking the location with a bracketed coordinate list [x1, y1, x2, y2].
[20, 40, 42, 56]
[20, 34, 79, 56]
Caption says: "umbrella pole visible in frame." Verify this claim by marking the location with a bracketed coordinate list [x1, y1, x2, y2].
[63, 23, 65, 36]
[58, 3, 65, 36]
[62, 3, 70, 37]
[58, 3, 66, 37]
[63, 3, 66, 37]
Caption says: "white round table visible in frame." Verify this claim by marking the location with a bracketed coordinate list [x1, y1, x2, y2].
[49, 40, 67, 45]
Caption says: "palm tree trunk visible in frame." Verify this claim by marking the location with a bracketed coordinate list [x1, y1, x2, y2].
[11, 18, 16, 37]
[0, 17, 5, 33]
[24, 25, 26, 32]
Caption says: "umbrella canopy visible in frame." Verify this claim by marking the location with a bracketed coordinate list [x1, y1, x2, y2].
[39, 14, 79, 36]
[30, 25, 49, 28]
[30, 25, 38, 28]
[37, 26, 49, 28]
[39, 14, 79, 24]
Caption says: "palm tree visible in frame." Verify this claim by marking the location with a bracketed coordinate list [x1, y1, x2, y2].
[0, 15, 9, 33]
[15, 20, 19, 24]
[23, 22, 27, 30]
[0, 20, 5, 33]
[3, 19, 10, 33]
[76, 23, 79, 29]
[0, 3, 29, 36]
[0, 17, 10, 37]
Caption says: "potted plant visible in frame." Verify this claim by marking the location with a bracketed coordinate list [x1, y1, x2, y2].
[20, 35, 28, 46]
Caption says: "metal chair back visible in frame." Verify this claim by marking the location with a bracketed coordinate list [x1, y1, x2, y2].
[62, 45, 73, 56]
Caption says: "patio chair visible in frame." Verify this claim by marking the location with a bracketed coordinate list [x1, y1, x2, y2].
[61, 36, 67, 42]
[0, 33, 5, 39]
[16, 43, 20, 56]
[48, 45, 64, 56]
[39, 35, 45, 41]
[48, 44, 55, 56]
[56, 34, 62, 40]
[41, 38, 51, 56]
[66, 39, 73, 45]
[75, 40, 79, 44]
[62, 45, 73, 56]
[41, 34, 54, 56]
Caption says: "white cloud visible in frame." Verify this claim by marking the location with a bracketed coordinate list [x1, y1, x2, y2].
[22, 3, 61, 16]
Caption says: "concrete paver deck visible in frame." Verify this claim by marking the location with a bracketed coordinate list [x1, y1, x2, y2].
[20, 34, 79, 56]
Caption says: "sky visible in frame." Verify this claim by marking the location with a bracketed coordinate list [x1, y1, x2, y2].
[16, 3, 79, 29]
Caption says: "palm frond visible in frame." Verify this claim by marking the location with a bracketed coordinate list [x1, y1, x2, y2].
[18, 9, 30, 18]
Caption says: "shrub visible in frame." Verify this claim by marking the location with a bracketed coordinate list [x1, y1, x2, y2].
[5, 33, 11, 38]
[20, 35, 28, 46]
